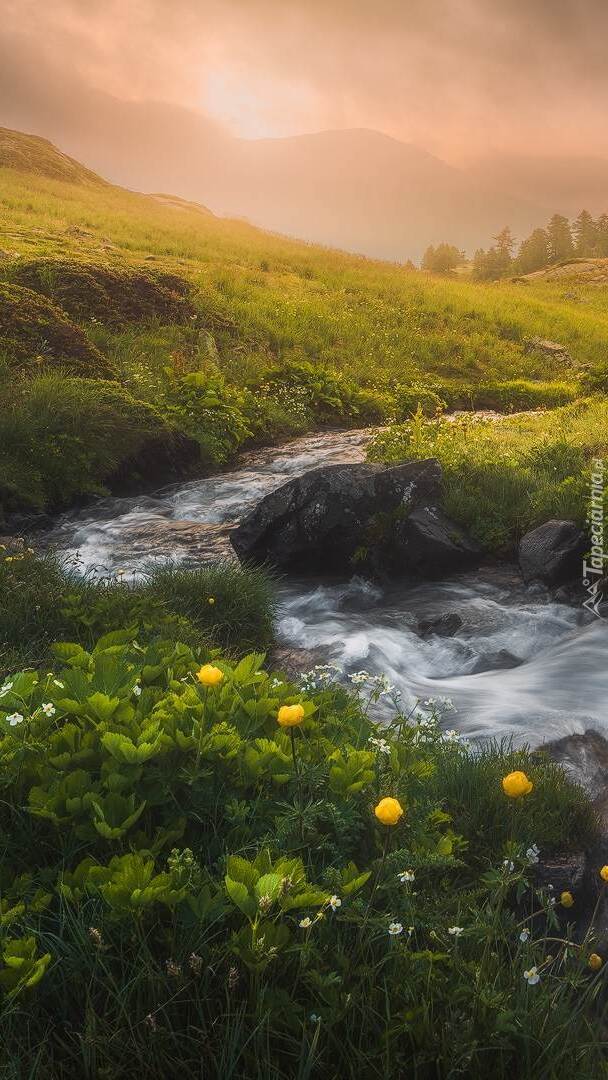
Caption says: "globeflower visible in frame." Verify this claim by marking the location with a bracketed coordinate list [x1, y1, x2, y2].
[502, 770, 533, 798]
[589, 953, 603, 971]
[560, 891, 574, 908]
[600, 866, 608, 882]
[374, 797, 404, 826]
[197, 664, 224, 687]
[277, 704, 305, 728]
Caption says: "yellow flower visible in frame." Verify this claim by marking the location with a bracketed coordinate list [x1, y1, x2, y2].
[277, 704, 305, 728]
[501, 771, 533, 798]
[208, 597, 216, 605]
[196, 664, 224, 687]
[560, 891, 574, 908]
[589, 953, 603, 971]
[374, 797, 404, 826]
[600, 866, 608, 882]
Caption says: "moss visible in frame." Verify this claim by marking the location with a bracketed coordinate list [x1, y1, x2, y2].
[0, 374, 167, 512]
[7, 259, 196, 327]
[0, 282, 115, 378]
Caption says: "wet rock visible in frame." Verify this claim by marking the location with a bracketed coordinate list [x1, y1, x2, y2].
[519, 520, 587, 586]
[544, 730, 608, 809]
[392, 506, 482, 578]
[230, 458, 443, 576]
[268, 645, 331, 679]
[468, 648, 521, 674]
[534, 852, 587, 896]
[418, 612, 463, 638]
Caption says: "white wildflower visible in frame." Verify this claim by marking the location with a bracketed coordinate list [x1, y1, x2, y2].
[526, 845, 540, 865]
[524, 966, 540, 986]
[0, 681, 13, 696]
[299, 917, 312, 929]
[388, 921, 403, 936]
[329, 895, 342, 911]
[398, 870, 415, 884]
[503, 859, 515, 872]
[133, 684, 142, 697]
[448, 926, 464, 937]
[41, 702, 56, 717]
[519, 927, 531, 943]
[6, 712, 24, 726]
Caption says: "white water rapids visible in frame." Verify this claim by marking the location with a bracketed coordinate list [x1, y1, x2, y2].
[43, 429, 608, 747]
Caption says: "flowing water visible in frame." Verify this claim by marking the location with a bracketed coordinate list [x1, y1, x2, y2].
[43, 429, 608, 747]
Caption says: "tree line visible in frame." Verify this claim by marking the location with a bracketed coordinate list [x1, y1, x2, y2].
[421, 210, 608, 280]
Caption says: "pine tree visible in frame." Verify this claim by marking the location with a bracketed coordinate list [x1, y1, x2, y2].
[572, 210, 597, 256]
[547, 214, 574, 263]
[492, 226, 515, 276]
[595, 213, 608, 257]
[514, 228, 550, 274]
[422, 243, 463, 273]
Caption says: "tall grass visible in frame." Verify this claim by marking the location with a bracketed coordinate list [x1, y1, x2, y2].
[0, 551, 277, 673]
[369, 398, 608, 549]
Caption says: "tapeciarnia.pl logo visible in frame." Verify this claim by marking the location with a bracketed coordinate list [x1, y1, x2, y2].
[582, 457, 606, 617]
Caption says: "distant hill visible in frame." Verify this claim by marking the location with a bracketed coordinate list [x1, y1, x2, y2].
[0, 127, 106, 186]
[203, 128, 547, 263]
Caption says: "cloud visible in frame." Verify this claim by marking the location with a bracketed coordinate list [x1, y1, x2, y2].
[1, 0, 608, 158]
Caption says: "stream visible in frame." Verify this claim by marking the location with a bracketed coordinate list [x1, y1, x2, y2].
[43, 428, 608, 748]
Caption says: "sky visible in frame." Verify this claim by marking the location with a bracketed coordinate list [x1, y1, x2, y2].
[1, 0, 608, 162]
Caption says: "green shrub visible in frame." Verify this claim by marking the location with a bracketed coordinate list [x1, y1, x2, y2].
[161, 368, 253, 466]
[6, 259, 196, 327]
[0, 638, 601, 1078]
[0, 374, 167, 512]
[393, 381, 446, 418]
[0, 282, 114, 378]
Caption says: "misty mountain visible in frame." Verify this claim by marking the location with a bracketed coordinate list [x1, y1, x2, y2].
[0, 54, 557, 261]
[467, 155, 608, 219]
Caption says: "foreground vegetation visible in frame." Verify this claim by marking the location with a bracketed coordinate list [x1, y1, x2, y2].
[0, 549, 276, 676]
[0, 627, 604, 1078]
[369, 397, 608, 550]
[2, 130, 608, 519]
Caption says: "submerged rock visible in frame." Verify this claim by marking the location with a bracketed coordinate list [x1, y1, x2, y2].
[468, 648, 521, 674]
[519, 520, 587, 586]
[418, 612, 463, 638]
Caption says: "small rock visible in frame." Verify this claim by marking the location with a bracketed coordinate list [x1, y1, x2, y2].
[418, 612, 463, 638]
[524, 336, 574, 365]
[519, 520, 587, 586]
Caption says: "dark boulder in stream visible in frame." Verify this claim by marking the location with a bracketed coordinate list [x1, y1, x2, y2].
[230, 457, 482, 578]
[519, 520, 587, 586]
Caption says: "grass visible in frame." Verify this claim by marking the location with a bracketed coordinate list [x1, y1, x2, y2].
[0, 635, 603, 1078]
[0, 550, 277, 674]
[369, 398, 608, 549]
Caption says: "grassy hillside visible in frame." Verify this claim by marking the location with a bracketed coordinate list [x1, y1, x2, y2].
[1, 127, 608, 518]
